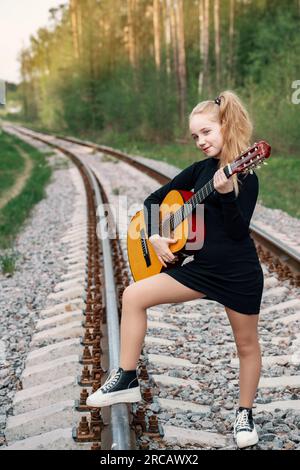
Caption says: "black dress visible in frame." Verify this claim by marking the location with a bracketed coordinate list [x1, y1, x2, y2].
[143, 156, 264, 315]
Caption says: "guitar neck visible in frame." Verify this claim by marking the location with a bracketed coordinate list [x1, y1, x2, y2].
[161, 164, 232, 237]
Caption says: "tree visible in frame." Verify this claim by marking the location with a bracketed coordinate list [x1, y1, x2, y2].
[127, 0, 137, 68]
[70, 0, 80, 59]
[198, 0, 210, 96]
[174, 0, 187, 126]
[228, 0, 235, 87]
[153, 0, 161, 70]
[162, 0, 172, 76]
[214, 0, 220, 90]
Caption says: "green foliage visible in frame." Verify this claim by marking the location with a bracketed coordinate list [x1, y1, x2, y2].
[0, 252, 18, 275]
[0, 132, 25, 198]
[235, 4, 300, 154]
[0, 132, 52, 249]
[257, 156, 300, 218]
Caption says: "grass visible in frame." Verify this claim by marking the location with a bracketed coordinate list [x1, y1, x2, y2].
[257, 157, 300, 218]
[91, 128, 198, 169]
[0, 130, 25, 199]
[2, 119, 300, 219]
[0, 129, 52, 252]
[0, 252, 18, 275]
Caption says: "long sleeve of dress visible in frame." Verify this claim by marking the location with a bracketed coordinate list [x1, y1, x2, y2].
[217, 172, 259, 241]
[143, 162, 200, 238]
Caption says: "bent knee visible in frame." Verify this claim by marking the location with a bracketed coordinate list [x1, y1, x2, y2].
[122, 284, 142, 306]
[122, 282, 159, 309]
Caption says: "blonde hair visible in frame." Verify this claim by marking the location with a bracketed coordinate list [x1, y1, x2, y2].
[189, 90, 253, 197]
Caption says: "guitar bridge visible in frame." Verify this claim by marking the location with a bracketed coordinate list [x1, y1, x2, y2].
[140, 229, 151, 267]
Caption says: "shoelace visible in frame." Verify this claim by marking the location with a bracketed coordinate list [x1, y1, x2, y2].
[235, 409, 251, 431]
[101, 368, 121, 392]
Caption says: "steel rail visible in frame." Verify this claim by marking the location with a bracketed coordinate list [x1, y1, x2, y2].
[80, 162, 132, 450]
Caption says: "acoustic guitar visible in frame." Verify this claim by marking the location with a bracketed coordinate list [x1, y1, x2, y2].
[127, 141, 271, 282]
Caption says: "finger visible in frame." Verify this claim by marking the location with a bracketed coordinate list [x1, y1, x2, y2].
[214, 177, 221, 189]
[158, 256, 167, 268]
[159, 255, 165, 261]
[216, 171, 226, 184]
[167, 252, 176, 261]
[214, 173, 221, 183]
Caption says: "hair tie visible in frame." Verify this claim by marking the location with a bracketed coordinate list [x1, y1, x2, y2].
[214, 96, 221, 106]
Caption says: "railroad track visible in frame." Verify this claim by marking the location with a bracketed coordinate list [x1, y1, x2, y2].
[1, 124, 299, 451]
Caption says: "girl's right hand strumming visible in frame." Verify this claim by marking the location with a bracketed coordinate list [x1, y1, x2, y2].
[149, 234, 178, 268]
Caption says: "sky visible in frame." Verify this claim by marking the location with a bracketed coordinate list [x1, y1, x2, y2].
[0, 0, 67, 84]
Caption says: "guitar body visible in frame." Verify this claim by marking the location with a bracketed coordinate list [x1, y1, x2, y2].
[127, 189, 205, 282]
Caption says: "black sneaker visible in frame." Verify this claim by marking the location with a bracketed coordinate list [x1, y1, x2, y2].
[233, 408, 258, 449]
[86, 367, 142, 407]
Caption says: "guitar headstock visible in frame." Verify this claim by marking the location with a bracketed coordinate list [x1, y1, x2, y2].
[230, 141, 271, 176]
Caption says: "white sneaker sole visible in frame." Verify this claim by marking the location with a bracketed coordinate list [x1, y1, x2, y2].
[235, 430, 259, 449]
[86, 387, 142, 408]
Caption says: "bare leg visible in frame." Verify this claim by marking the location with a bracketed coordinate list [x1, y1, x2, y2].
[225, 306, 261, 408]
[120, 273, 206, 370]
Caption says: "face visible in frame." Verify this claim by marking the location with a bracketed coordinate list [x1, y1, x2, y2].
[189, 113, 223, 158]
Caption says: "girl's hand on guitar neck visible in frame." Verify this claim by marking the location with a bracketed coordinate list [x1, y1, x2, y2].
[149, 234, 178, 268]
[213, 167, 234, 194]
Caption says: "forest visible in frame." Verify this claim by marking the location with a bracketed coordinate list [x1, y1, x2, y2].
[8, 0, 300, 155]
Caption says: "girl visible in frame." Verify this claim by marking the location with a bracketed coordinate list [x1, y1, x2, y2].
[87, 90, 264, 449]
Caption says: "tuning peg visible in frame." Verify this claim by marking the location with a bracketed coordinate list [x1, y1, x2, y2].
[263, 162, 268, 165]
[250, 169, 253, 174]
[256, 165, 261, 169]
